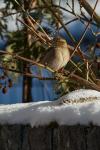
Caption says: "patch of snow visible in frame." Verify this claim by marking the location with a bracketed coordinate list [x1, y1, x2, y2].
[58, 89, 100, 102]
[0, 89, 100, 127]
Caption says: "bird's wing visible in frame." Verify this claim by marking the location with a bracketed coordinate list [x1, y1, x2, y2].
[41, 48, 63, 71]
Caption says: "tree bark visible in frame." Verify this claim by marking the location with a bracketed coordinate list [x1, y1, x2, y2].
[0, 124, 100, 150]
[22, 0, 36, 102]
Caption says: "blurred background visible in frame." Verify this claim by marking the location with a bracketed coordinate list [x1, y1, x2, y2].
[0, 0, 100, 104]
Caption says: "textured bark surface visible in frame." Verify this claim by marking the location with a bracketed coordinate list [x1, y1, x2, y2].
[0, 124, 100, 150]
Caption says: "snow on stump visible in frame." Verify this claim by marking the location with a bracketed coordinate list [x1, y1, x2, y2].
[58, 89, 100, 104]
[0, 89, 100, 150]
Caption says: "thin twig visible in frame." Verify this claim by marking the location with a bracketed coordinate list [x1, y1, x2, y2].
[17, 18, 49, 45]
[64, 70, 100, 92]
[0, 50, 54, 72]
[0, 66, 56, 80]
[81, 0, 100, 26]
[14, 0, 51, 42]
[42, 0, 76, 44]
[70, 0, 99, 59]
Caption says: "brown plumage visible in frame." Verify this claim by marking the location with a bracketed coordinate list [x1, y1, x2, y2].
[40, 37, 70, 71]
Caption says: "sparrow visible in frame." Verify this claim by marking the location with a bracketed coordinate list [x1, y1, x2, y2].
[40, 37, 70, 71]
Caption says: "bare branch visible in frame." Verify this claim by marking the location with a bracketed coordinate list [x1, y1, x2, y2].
[81, 0, 100, 26]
